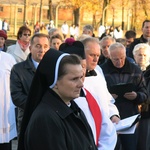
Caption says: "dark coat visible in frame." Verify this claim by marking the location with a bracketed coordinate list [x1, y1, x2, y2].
[137, 66, 150, 150]
[10, 53, 36, 109]
[101, 59, 148, 119]
[10, 53, 36, 134]
[24, 89, 97, 150]
[128, 35, 147, 59]
[141, 66, 150, 119]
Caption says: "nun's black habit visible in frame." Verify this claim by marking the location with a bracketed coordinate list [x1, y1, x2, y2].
[18, 49, 97, 150]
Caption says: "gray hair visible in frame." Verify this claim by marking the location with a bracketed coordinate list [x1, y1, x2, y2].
[100, 36, 116, 48]
[109, 42, 126, 54]
[100, 36, 116, 43]
[77, 34, 90, 41]
[133, 43, 150, 56]
[81, 37, 100, 48]
[48, 28, 59, 36]
[83, 25, 93, 32]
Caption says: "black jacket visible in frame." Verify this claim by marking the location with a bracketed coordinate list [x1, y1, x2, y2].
[101, 59, 148, 119]
[10, 53, 36, 109]
[10, 54, 36, 134]
[24, 89, 97, 150]
[128, 35, 147, 59]
[141, 67, 150, 119]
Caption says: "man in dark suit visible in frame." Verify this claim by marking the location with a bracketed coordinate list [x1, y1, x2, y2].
[128, 20, 150, 59]
[101, 42, 148, 150]
[10, 33, 50, 137]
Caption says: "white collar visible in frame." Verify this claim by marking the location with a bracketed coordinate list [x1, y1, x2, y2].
[31, 57, 39, 69]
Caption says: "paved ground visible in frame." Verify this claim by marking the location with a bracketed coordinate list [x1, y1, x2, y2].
[12, 139, 18, 150]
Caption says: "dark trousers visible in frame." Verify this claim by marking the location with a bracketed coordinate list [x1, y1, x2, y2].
[137, 118, 150, 150]
[115, 135, 122, 150]
[0, 141, 11, 150]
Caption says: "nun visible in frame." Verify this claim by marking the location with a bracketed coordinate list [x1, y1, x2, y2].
[18, 49, 97, 150]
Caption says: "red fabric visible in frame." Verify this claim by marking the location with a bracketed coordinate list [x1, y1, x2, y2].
[0, 30, 7, 40]
[84, 88, 102, 146]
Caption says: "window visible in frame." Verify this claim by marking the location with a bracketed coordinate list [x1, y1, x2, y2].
[0, 7, 3, 12]
[18, 8, 22, 13]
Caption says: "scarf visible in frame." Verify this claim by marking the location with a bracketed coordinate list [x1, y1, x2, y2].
[18, 40, 30, 52]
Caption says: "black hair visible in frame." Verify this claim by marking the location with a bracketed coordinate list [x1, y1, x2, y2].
[142, 20, 150, 28]
[125, 30, 136, 39]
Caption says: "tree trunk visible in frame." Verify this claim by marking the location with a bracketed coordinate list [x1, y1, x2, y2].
[39, 0, 43, 23]
[102, 0, 109, 25]
[122, 5, 125, 30]
[92, 14, 96, 30]
[73, 8, 80, 25]
[48, 0, 53, 20]
[132, 0, 137, 31]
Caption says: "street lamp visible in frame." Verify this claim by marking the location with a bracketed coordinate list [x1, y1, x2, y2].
[55, 3, 61, 28]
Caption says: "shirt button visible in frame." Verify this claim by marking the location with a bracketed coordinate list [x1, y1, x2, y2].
[89, 145, 93, 149]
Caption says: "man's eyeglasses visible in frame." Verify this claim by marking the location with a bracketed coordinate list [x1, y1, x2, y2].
[23, 34, 31, 36]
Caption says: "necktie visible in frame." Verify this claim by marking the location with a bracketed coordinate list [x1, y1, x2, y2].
[84, 88, 102, 146]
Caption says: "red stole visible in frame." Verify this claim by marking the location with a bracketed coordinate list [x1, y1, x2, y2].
[84, 88, 102, 146]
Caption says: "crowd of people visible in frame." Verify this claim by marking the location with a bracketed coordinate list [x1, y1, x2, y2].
[1, 19, 150, 150]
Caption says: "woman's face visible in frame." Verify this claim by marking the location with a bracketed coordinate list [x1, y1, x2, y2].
[20, 30, 31, 43]
[50, 38, 62, 50]
[54, 64, 83, 103]
[0, 37, 5, 48]
[134, 48, 150, 66]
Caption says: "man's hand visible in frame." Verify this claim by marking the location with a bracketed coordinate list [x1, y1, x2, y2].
[111, 115, 120, 124]
[124, 91, 137, 100]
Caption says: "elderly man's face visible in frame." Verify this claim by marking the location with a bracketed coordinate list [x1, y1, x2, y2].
[110, 48, 126, 68]
[85, 41, 100, 70]
[100, 39, 114, 58]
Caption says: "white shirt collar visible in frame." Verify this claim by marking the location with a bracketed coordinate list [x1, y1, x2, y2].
[31, 57, 39, 69]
